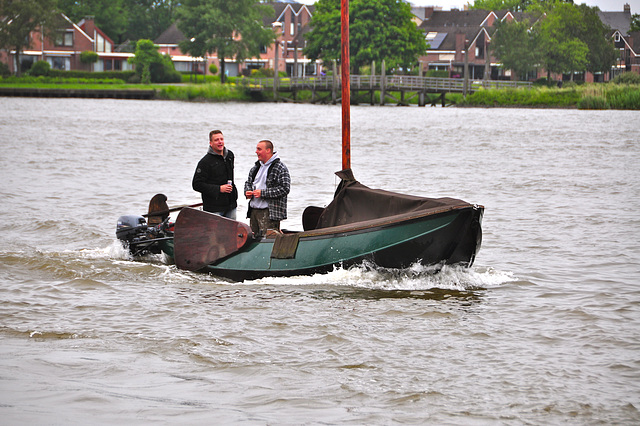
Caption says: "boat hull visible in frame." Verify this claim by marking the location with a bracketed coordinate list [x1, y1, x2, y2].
[162, 205, 482, 281]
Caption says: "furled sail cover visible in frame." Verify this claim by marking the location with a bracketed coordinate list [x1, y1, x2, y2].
[315, 170, 471, 229]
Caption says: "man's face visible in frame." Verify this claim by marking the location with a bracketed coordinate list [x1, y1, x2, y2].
[209, 133, 225, 154]
[256, 142, 272, 163]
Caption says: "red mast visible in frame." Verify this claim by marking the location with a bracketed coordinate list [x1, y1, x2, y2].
[341, 0, 351, 171]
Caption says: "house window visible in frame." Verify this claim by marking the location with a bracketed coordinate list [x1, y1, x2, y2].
[290, 23, 295, 36]
[96, 34, 105, 52]
[55, 31, 73, 47]
[51, 56, 69, 70]
[614, 33, 621, 42]
[305, 62, 317, 76]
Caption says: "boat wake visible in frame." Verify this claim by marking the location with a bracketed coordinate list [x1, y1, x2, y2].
[95, 240, 516, 291]
[245, 261, 516, 291]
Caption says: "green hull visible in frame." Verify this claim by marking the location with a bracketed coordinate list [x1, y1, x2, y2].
[163, 205, 483, 281]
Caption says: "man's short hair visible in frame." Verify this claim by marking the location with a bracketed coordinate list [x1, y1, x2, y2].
[259, 139, 273, 151]
[209, 130, 223, 140]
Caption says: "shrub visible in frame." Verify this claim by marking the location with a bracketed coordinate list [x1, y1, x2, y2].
[127, 74, 141, 84]
[209, 63, 218, 75]
[251, 68, 274, 78]
[612, 72, 640, 85]
[29, 60, 50, 76]
[0, 75, 127, 84]
[562, 80, 581, 89]
[533, 77, 562, 87]
[148, 54, 181, 83]
[426, 70, 449, 78]
[47, 69, 136, 80]
[80, 51, 99, 64]
[0, 61, 10, 77]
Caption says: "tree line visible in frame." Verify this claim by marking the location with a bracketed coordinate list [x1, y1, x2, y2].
[1, 0, 634, 83]
[484, 1, 623, 80]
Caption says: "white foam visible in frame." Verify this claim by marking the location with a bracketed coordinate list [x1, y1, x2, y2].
[241, 262, 517, 290]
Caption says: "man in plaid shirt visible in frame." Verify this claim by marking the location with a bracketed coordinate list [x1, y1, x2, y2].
[244, 140, 290, 237]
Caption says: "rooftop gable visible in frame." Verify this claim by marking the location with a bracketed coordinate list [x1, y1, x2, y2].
[61, 13, 93, 43]
[598, 10, 632, 36]
[77, 17, 114, 45]
[420, 9, 492, 29]
[263, 2, 314, 27]
[155, 22, 186, 45]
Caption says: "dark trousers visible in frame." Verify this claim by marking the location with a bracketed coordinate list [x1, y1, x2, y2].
[249, 208, 280, 237]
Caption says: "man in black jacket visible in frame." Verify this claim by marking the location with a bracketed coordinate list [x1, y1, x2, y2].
[192, 130, 237, 219]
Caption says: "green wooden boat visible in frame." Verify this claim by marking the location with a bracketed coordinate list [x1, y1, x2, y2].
[115, 1, 484, 281]
[116, 171, 483, 282]
[145, 170, 483, 281]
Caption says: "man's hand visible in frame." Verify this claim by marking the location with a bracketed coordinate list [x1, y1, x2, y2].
[245, 189, 261, 199]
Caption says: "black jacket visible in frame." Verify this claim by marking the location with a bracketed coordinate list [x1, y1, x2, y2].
[192, 149, 237, 212]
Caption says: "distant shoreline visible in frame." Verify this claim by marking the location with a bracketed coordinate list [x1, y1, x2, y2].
[1, 82, 638, 110]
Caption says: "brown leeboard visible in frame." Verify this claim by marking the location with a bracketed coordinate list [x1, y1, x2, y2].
[174, 207, 252, 271]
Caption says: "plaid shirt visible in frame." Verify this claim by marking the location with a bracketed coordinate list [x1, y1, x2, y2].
[244, 158, 290, 221]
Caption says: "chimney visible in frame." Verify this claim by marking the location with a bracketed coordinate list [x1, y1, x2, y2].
[424, 7, 434, 20]
[81, 16, 97, 37]
[624, 3, 630, 13]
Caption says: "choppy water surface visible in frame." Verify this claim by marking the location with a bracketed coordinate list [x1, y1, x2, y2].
[1, 97, 639, 424]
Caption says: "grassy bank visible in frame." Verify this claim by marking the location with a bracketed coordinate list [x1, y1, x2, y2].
[459, 83, 640, 110]
[2, 75, 639, 109]
[156, 82, 251, 102]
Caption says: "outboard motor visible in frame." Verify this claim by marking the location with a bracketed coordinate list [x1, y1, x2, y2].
[116, 215, 148, 244]
[116, 214, 172, 256]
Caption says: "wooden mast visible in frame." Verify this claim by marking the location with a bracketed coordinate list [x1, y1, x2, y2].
[341, 0, 350, 171]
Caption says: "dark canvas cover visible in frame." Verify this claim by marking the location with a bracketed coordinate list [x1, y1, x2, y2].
[315, 171, 471, 229]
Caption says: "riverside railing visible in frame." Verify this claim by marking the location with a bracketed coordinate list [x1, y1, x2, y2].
[241, 75, 532, 93]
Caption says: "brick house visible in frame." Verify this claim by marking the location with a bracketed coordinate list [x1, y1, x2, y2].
[154, 1, 320, 78]
[599, 4, 640, 78]
[415, 4, 637, 82]
[265, 1, 318, 77]
[0, 13, 133, 74]
[416, 7, 535, 81]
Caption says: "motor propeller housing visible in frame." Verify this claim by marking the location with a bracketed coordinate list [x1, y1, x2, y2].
[116, 215, 148, 242]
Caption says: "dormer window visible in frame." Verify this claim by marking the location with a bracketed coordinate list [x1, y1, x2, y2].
[614, 32, 621, 42]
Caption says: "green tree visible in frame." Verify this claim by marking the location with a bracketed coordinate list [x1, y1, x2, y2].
[491, 19, 540, 79]
[58, 0, 179, 44]
[129, 39, 159, 83]
[123, 0, 179, 42]
[128, 39, 181, 83]
[577, 4, 617, 75]
[630, 13, 640, 33]
[176, 0, 275, 84]
[471, 0, 532, 12]
[536, 2, 589, 80]
[304, 0, 427, 74]
[471, 0, 577, 12]
[0, 0, 63, 76]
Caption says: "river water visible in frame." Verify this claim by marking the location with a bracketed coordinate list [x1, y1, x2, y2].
[1, 97, 639, 424]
